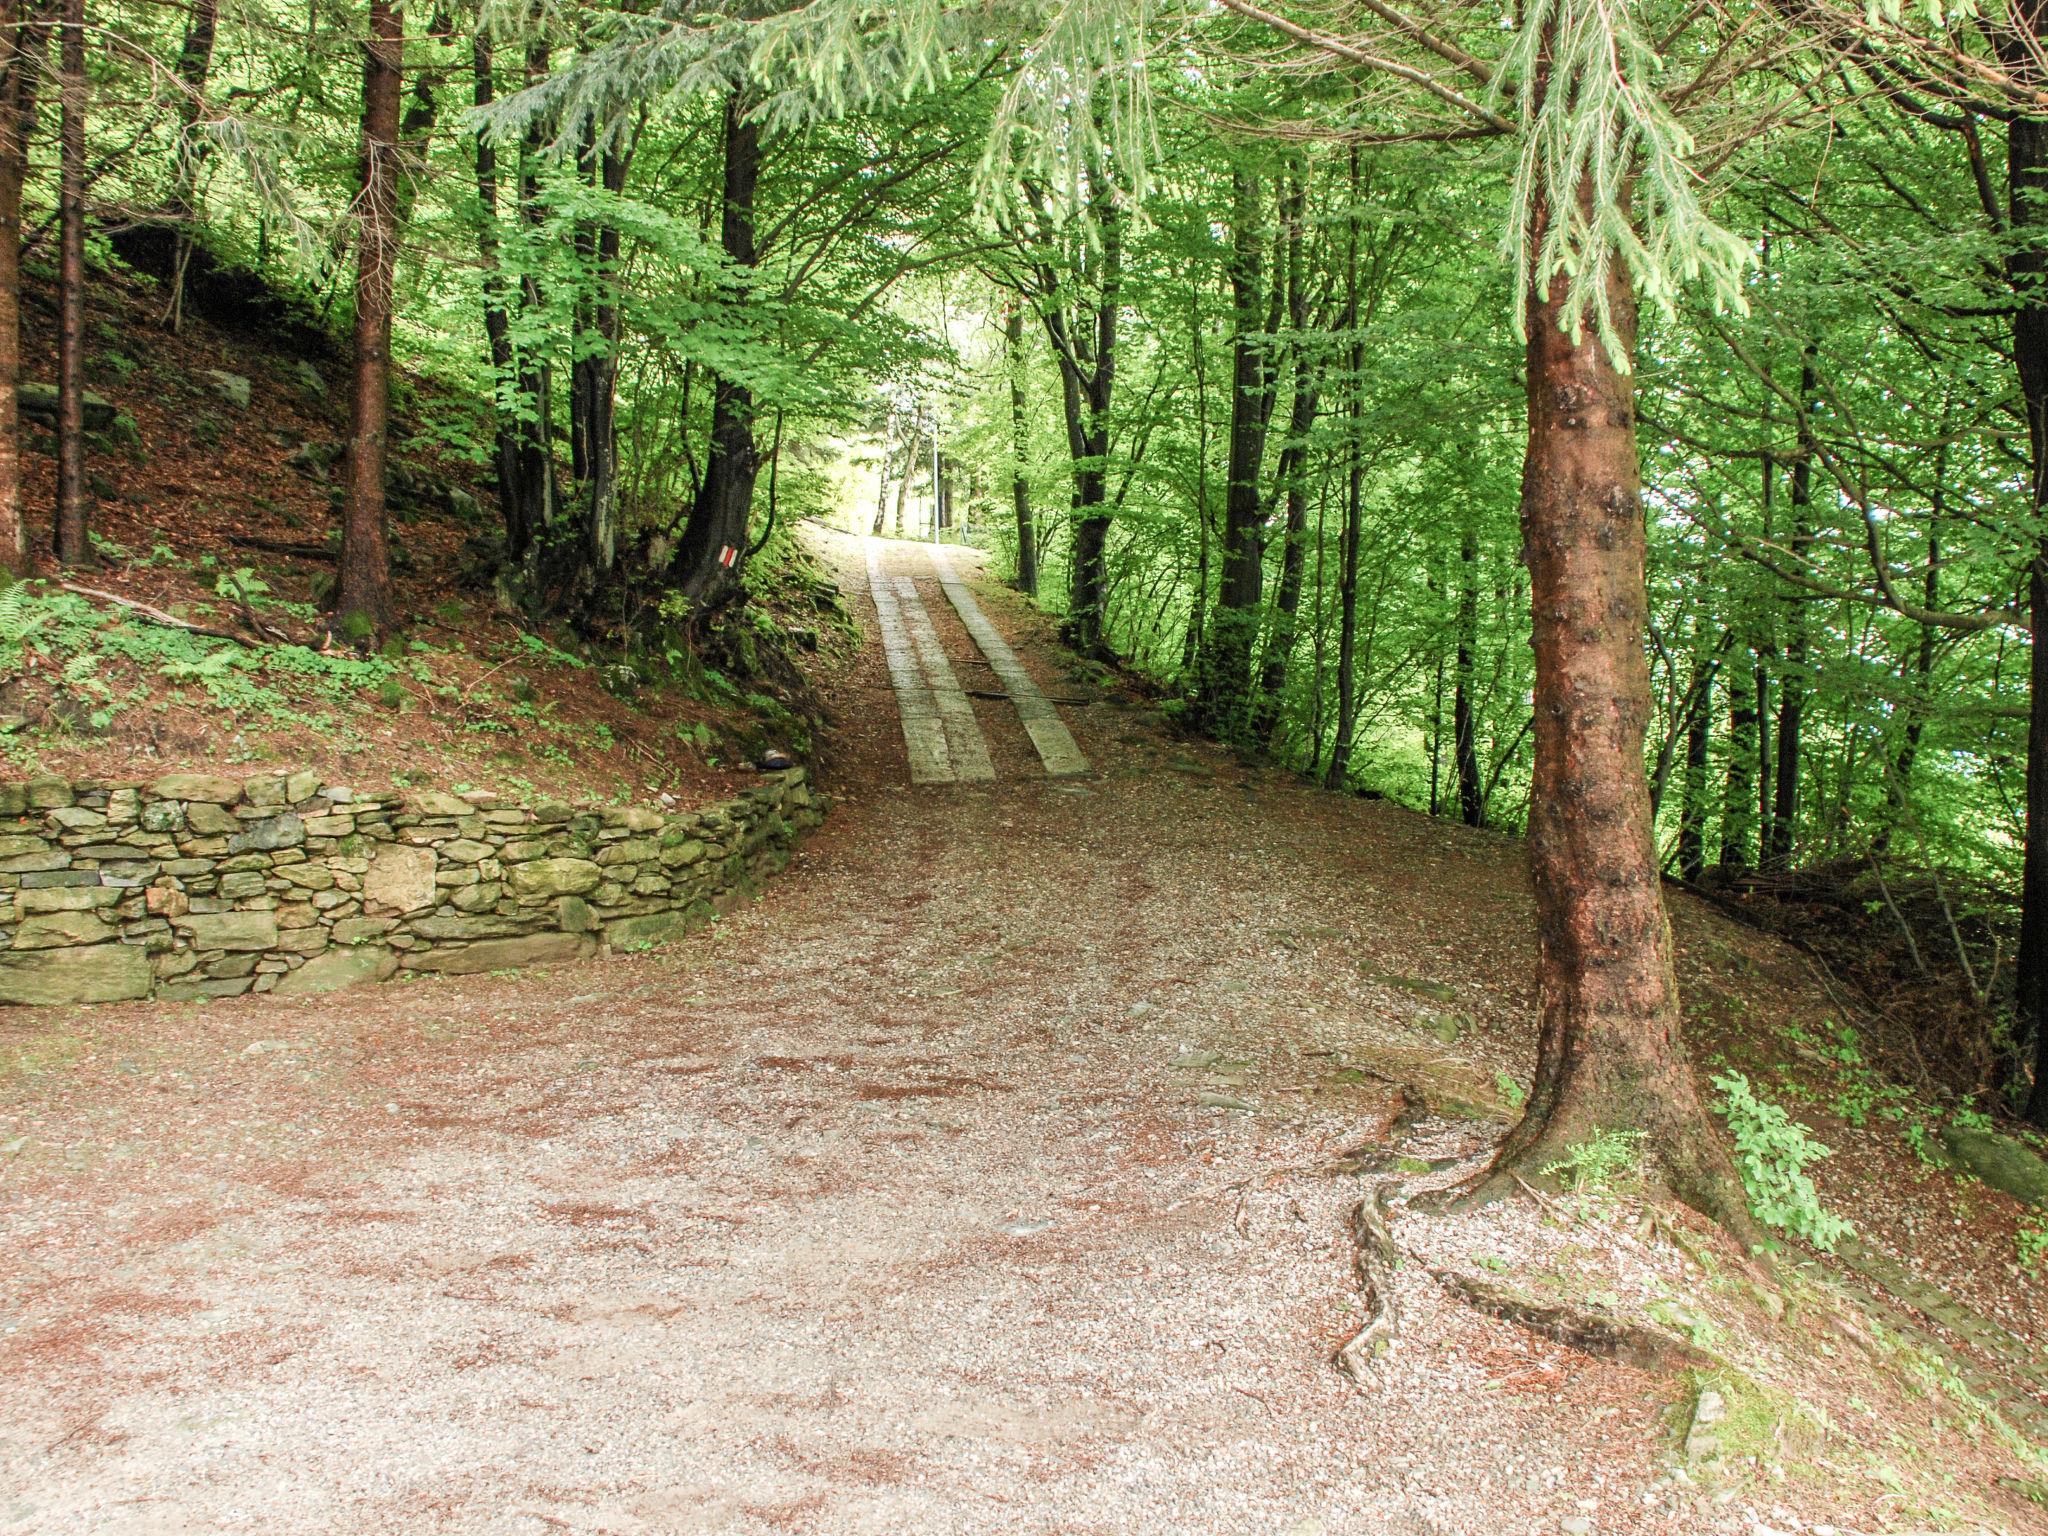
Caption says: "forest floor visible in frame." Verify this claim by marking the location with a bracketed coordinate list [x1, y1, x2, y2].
[1, 529, 2045, 1535]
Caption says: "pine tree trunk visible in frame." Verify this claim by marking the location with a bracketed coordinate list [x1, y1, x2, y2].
[671, 91, 760, 607]
[334, 0, 402, 637]
[0, 1, 46, 575]
[1006, 304, 1036, 596]
[51, 0, 86, 568]
[1477, 173, 1750, 1232]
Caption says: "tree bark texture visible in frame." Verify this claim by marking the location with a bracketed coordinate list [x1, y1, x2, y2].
[335, 0, 402, 635]
[1766, 352, 1816, 873]
[1005, 304, 1037, 595]
[52, 0, 86, 567]
[2012, 104, 2048, 1126]
[0, 0, 49, 574]
[161, 0, 217, 332]
[1193, 171, 1279, 741]
[1453, 524, 1483, 825]
[1480, 172, 1750, 1231]
[671, 91, 760, 608]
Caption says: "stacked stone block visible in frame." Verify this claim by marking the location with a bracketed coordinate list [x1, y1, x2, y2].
[0, 767, 824, 1006]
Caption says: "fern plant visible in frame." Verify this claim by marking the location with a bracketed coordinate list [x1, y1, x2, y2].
[0, 580, 47, 676]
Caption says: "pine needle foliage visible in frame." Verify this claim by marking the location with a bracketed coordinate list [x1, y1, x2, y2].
[1495, 0, 1752, 371]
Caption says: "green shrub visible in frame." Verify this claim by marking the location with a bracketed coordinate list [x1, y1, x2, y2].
[1712, 1070, 1854, 1252]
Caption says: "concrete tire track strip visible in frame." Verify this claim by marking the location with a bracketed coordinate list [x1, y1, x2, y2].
[864, 538, 992, 784]
[930, 546, 1091, 778]
[864, 538, 1089, 786]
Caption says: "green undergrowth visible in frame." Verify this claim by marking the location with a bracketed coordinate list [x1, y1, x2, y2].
[0, 576, 393, 739]
[0, 523, 841, 796]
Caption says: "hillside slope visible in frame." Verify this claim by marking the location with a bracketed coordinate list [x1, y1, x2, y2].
[1, 259, 838, 809]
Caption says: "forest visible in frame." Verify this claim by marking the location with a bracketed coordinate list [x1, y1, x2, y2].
[1, 0, 2047, 1216]
[12, 2, 2048, 1527]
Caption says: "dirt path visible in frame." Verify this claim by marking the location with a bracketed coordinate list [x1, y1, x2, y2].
[0, 531, 2025, 1535]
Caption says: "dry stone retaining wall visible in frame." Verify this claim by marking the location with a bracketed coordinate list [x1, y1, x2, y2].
[0, 767, 824, 1006]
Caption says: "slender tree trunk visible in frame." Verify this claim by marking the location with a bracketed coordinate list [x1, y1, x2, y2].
[1887, 519, 1939, 831]
[334, 0, 402, 636]
[1194, 171, 1278, 741]
[1719, 642, 1757, 874]
[892, 416, 914, 537]
[1255, 382, 1315, 743]
[1477, 170, 1750, 1231]
[1453, 523, 1483, 825]
[671, 90, 760, 607]
[583, 139, 625, 577]
[0, 1, 48, 575]
[1182, 284, 1210, 677]
[1677, 629, 1714, 883]
[51, 0, 86, 568]
[1767, 352, 1816, 872]
[569, 126, 595, 488]
[161, 0, 217, 332]
[471, 35, 532, 563]
[1005, 304, 1037, 595]
[1255, 171, 1314, 744]
[1323, 149, 1363, 792]
[510, 29, 557, 560]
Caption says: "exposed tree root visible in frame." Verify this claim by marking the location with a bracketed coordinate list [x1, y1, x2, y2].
[1334, 1109, 1723, 1387]
[1333, 1180, 1403, 1385]
[1427, 1268, 1715, 1376]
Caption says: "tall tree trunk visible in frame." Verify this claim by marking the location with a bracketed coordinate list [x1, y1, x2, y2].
[161, 0, 217, 332]
[583, 138, 625, 577]
[334, 0, 402, 637]
[569, 125, 595, 487]
[671, 90, 760, 607]
[1886, 518, 1939, 834]
[51, 0, 85, 567]
[1477, 171, 1750, 1231]
[1006, 304, 1036, 595]
[1322, 149, 1363, 792]
[1193, 171, 1278, 741]
[512, 29, 558, 560]
[1256, 388, 1316, 742]
[471, 35, 530, 563]
[1452, 523, 1483, 825]
[0, 1, 48, 575]
[1719, 642, 1758, 874]
[1255, 174, 1315, 745]
[1767, 351, 1816, 872]
[892, 416, 914, 537]
[1677, 628, 1714, 883]
[2007, 78, 2048, 1126]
